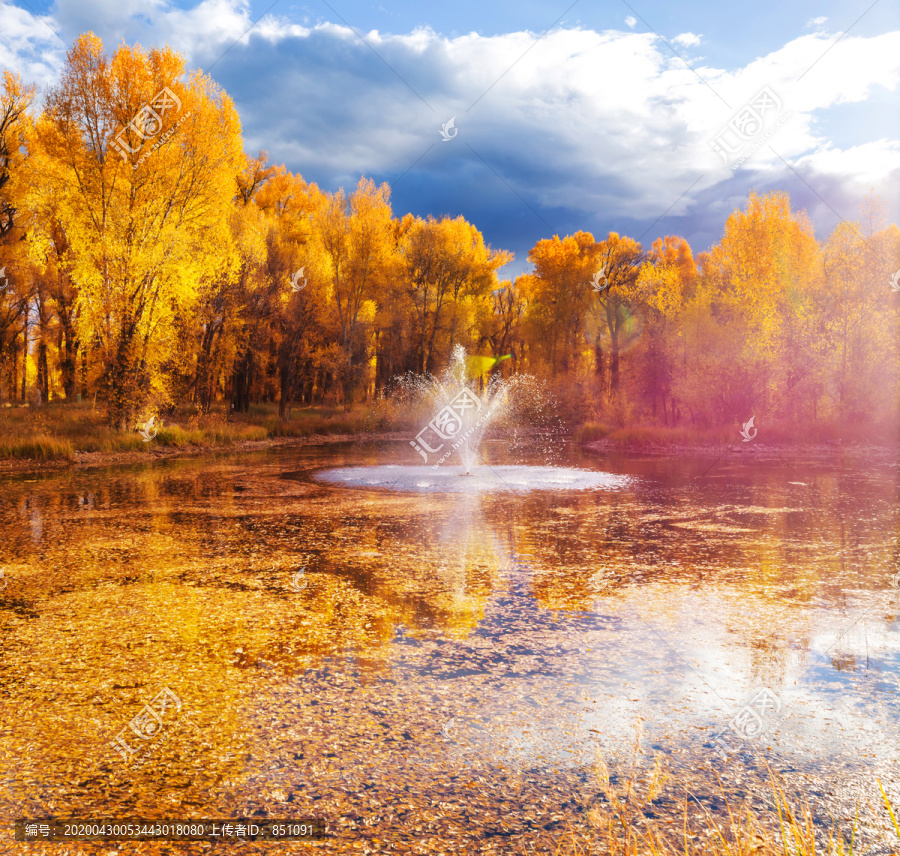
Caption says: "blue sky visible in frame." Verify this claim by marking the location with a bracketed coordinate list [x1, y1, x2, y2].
[2, 0, 899, 276]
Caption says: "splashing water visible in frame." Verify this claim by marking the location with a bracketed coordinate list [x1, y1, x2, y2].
[393, 345, 547, 475]
[330, 347, 628, 493]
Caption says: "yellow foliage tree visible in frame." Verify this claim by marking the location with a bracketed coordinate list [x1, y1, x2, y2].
[698, 191, 820, 421]
[592, 232, 644, 394]
[313, 177, 394, 399]
[26, 34, 244, 427]
[0, 72, 36, 403]
[401, 213, 511, 374]
[525, 231, 596, 377]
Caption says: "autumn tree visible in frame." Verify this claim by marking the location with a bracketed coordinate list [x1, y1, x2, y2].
[0, 72, 36, 403]
[816, 199, 900, 427]
[399, 214, 510, 374]
[177, 150, 279, 414]
[29, 34, 244, 427]
[0, 71, 34, 241]
[479, 277, 527, 374]
[592, 232, 644, 396]
[525, 232, 596, 377]
[252, 166, 327, 418]
[313, 177, 393, 402]
[697, 191, 820, 425]
[632, 235, 697, 422]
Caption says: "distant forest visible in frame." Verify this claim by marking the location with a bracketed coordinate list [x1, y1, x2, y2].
[1, 36, 898, 432]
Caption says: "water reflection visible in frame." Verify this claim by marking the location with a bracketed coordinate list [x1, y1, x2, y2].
[0, 443, 897, 850]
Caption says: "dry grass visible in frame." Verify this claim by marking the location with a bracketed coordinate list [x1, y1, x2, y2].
[1, 398, 894, 461]
[553, 731, 900, 856]
[261, 406, 371, 437]
[0, 434, 76, 461]
[577, 419, 896, 448]
[0, 400, 373, 460]
[578, 422, 735, 447]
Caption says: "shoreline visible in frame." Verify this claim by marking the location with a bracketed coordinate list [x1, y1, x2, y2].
[0, 430, 896, 477]
[0, 432, 406, 477]
[582, 437, 900, 460]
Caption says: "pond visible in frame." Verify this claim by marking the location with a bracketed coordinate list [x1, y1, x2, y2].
[0, 441, 898, 853]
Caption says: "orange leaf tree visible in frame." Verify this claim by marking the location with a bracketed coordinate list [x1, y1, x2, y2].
[29, 34, 244, 427]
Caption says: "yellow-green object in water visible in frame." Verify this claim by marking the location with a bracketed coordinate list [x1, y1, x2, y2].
[465, 354, 511, 379]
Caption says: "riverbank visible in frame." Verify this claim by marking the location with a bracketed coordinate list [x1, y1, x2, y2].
[0, 400, 384, 474]
[576, 420, 899, 448]
[0, 400, 896, 474]
[2, 432, 895, 479]
[0, 432, 407, 476]
[582, 436, 899, 461]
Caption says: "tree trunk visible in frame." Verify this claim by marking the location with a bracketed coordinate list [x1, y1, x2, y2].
[195, 323, 221, 413]
[230, 349, 253, 413]
[9, 338, 18, 402]
[58, 315, 79, 399]
[610, 326, 620, 393]
[278, 365, 293, 421]
[278, 333, 300, 421]
[37, 340, 49, 403]
[21, 325, 27, 402]
[107, 337, 137, 429]
[81, 346, 88, 398]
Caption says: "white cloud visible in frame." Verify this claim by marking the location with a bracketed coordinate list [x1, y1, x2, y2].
[794, 139, 900, 188]
[0, 2, 66, 91]
[673, 32, 701, 48]
[0, 0, 898, 255]
[624, 16, 637, 29]
[806, 16, 828, 28]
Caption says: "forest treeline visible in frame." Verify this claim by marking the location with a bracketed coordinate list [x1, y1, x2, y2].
[0, 36, 898, 432]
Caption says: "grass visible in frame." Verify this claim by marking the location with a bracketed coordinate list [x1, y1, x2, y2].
[553, 731, 900, 856]
[577, 419, 898, 448]
[0, 434, 76, 461]
[577, 422, 736, 447]
[555, 772, 898, 856]
[0, 399, 375, 461]
[261, 407, 372, 437]
[1, 397, 895, 462]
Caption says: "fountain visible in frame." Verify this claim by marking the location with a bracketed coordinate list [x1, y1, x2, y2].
[315, 346, 632, 493]
[405, 346, 513, 475]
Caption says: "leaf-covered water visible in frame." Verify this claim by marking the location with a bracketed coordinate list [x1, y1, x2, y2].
[1, 442, 898, 853]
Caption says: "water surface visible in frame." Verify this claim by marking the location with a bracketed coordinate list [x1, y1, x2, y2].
[1, 441, 898, 853]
